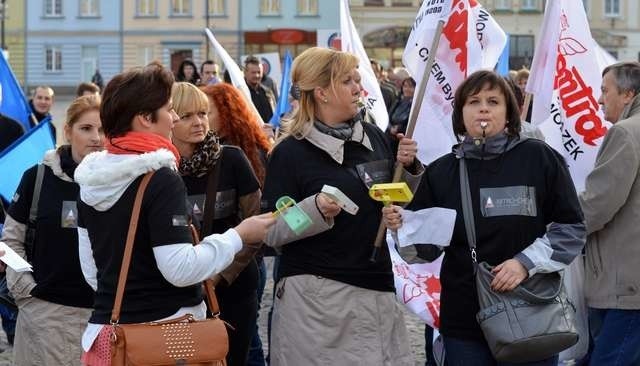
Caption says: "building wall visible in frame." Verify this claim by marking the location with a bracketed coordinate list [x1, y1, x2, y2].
[122, 0, 240, 72]
[349, 0, 419, 68]
[585, 0, 640, 61]
[25, 0, 122, 92]
[240, 0, 339, 58]
[240, 0, 339, 31]
[5, 0, 26, 85]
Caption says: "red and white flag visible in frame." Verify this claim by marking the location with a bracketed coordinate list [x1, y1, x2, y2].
[403, 0, 507, 164]
[339, 0, 389, 131]
[526, 0, 614, 191]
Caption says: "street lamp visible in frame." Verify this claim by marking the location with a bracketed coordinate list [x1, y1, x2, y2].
[205, 0, 210, 60]
[1, 0, 6, 50]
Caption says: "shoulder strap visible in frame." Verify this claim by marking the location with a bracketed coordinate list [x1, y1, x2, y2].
[111, 172, 155, 323]
[24, 164, 45, 260]
[29, 164, 45, 224]
[201, 146, 224, 238]
[188, 225, 221, 315]
[458, 159, 478, 265]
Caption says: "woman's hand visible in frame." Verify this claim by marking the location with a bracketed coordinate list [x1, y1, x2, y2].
[396, 133, 418, 168]
[235, 213, 277, 244]
[491, 259, 528, 292]
[382, 205, 403, 230]
[315, 193, 342, 219]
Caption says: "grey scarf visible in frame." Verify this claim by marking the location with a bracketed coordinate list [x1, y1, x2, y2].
[313, 119, 355, 141]
[454, 131, 520, 160]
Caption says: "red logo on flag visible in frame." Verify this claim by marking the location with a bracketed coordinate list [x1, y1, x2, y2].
[442, 0, 470, 74]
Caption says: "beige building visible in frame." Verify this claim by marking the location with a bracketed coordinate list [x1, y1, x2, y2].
[4, 0, 26, 84]
[122, 0, 240, 75]
[349, 0, 421, 68]
[350, 0, 640, 71]
[583, 0, 640, 61]
[485, 0, 640, 66]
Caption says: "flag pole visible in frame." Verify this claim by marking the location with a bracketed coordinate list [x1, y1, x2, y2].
[370, 19, 446, 262]
[521, 92, 532, 121]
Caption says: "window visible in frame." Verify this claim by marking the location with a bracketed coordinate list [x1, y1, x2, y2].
[208, 0, 225, 15]
[137, 46, 154, 67]
[80, 0, 99, 16]
[260, 0, 280, 15]
[582, 0, 590, 15]
[44, 0, 63, 17]
[297, 0, 318, 15]
[136, 0, 156, 16]
[520, 0, 539, 10]
[171, 0, 191, 16]
[604, 0, 620, 17]
[392, 0, 413, 6]
[45, 46, 62, 72]
[495, 0, 511, 10]
[509, 35, 535, 70]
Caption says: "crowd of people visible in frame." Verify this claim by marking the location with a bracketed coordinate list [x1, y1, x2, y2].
[0, 47, 638, 366]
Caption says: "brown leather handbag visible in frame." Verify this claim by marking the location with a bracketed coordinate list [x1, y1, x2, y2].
[110, 172, 229, 366]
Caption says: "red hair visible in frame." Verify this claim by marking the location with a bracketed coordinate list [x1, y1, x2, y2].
[201, 83, 271, 185]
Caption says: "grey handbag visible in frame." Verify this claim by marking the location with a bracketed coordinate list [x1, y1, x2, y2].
[459, 158, 579, 363]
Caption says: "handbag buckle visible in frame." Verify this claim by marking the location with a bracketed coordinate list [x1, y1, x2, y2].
[471, 248, 477, 263]
[110, 320, 119, 342]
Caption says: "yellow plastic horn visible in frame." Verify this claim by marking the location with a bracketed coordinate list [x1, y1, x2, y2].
[368, 182, 414, 206]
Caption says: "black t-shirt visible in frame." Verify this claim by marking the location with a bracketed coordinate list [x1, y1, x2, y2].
[182, 146, 260, 236]
[248, 83, 274, 123]
[0, 114, 24, 153]
[412, 139, 583, 340]
[78, 168, 201, 324]
[262, 123, 397, 292]
[8, 161, 94, 308]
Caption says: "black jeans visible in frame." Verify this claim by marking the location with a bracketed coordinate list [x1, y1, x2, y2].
[216, 259, 259, 366]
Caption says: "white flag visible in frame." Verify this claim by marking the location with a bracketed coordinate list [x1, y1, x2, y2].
[526, 0, 614, 191]
[339, 0, 389, 131]
[403, 0, 506, 165]
[204, 28, 264, 125]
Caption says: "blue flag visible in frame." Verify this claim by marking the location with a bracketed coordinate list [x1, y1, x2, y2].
[269, 50, 293, 128]
[0, 51, 33, 131]
[496, 34, 510, 76]
[0, 117, 54, 203]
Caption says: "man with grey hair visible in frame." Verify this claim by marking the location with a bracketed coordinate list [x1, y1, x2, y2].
[579, 61, 640, 364]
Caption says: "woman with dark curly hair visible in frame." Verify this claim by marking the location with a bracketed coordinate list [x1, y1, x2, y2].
[200, 82, 271, 186]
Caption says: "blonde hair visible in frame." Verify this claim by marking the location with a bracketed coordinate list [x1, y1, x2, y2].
[516, 67, 530, 82]
[171, 81, 209, 117]
[65, 94, 101, 127]
[280, 47, 359, 140]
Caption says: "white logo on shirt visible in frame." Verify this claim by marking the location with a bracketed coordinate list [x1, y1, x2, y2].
[485, 197, 494, 209]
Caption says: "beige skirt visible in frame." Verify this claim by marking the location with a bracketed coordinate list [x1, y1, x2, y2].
[270, 274, 413, 366]
[13, 296, 92, 366]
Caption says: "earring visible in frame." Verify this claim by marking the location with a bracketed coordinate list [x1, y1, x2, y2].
[323, 98, 328, 103]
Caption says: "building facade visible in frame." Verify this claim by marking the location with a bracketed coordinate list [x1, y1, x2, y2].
[486, 0, 640, 67]
[583, 0, 640, 61]
[122, 0, 240, 76]
[25, 0, 122, 93]
[241, 0, 339, 59]
[349, 0, 419, 69]
[4, 0, 27, 84]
